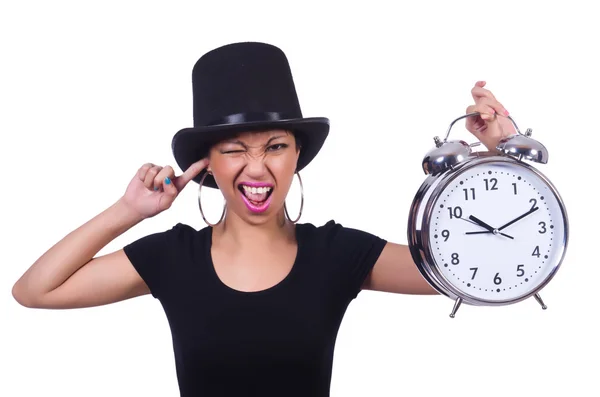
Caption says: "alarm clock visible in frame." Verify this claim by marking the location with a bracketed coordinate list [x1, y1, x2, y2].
[407, 112, 569, 318]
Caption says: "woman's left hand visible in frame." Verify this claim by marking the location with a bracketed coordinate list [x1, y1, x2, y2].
[465, 81, 516, 152]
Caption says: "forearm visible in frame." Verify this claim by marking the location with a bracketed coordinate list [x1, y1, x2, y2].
[13, 198, 144, 298]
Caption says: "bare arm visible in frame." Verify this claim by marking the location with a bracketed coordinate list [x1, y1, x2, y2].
[363, 242, 439, 295]
[12, 159, 208, 310]
[12, 198, 148, 309]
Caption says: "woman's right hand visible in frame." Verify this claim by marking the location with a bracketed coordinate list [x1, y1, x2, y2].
[120, 158, 209, 219]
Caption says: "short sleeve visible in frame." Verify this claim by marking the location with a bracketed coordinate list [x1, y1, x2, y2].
[319, 220, 388, 300]
[123, 223, 189, 299]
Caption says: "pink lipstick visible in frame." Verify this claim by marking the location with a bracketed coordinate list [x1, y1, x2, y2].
[239, 181, 274, 188]
[238, 181, 274, 213]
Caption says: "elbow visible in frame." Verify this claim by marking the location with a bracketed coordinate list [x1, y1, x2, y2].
[12, 281, 39, 308]
[12, 282, 30, 307]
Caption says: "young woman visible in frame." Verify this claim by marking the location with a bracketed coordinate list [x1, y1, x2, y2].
[12, 42, 514, 396]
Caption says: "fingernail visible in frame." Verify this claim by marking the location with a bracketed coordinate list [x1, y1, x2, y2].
[165, 177, 171, 185]
[504, 109, 509, 116]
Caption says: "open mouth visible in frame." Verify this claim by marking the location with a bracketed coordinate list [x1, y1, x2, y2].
[238, 183, 274, 212]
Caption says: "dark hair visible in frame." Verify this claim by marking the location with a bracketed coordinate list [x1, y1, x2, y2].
[291, 130, 302, 152]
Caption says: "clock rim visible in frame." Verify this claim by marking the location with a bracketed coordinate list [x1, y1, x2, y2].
[408, 152, 569, 306]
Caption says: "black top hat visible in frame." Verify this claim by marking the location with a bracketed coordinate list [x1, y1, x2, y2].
[171, 41, 330, 188]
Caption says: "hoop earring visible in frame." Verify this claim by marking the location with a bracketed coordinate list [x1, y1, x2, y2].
[284, 171, 304, 223]
[198, 171, 226, 226]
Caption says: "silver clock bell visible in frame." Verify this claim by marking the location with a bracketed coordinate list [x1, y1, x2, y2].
[422, 112, 549, 176]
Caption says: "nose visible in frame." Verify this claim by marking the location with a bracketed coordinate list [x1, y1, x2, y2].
[243, 155, 269, 180]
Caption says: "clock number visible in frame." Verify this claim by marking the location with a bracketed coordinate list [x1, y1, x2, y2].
[538, 222, 547, 234]
[532, 246, 540, 257]
[463, 188, 476, 201]
[517, 264, 525, 277]
[494, 272, 502, 285]
[484, 178, 498, 191]
[530, 198, 537, 211]
[448, 206, 463, 219]
[512, 183, 518, 195]
[441, 229, 450, 241]
[469, 267, 478, 280]
[451, 253, 460, 265]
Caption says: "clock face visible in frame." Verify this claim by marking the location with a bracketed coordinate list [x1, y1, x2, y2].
[427, 160, 567, 303]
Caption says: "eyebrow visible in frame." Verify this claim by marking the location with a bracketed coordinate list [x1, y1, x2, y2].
[224, 135, 286, 148]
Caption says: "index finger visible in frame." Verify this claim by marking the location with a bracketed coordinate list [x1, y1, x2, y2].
[471, 81, 497, 102]
[174, 158, 210, 191]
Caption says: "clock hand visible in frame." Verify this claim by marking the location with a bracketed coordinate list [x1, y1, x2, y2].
[457, 217, 481, 227]
[464, 230, 514, 239]
[467, 215, 514, 239]
[497, 206, 539, 231]
[468, 215, 495, 232]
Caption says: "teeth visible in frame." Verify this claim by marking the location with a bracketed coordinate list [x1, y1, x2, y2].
[242, 185, 272, 194]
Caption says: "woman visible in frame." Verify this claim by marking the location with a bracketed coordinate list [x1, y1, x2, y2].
[12, 42, 514, 396]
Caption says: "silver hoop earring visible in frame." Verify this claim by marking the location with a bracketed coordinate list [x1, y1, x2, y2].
[284, 171, 304, 223]
[198, 171, 226, 226]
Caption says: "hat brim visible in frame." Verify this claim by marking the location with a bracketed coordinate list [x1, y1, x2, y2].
[171, 117, 329, 188]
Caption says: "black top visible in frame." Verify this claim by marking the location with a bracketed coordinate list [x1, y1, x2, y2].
[123, 220, 387, 396]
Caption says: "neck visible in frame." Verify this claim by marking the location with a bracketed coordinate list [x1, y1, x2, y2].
[212, 207, 295, 247]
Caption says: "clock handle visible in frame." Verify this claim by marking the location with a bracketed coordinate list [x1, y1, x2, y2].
[442, 112, 529, 143]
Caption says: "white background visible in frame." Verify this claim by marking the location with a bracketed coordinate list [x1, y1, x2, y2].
[1, 1, 598, 396]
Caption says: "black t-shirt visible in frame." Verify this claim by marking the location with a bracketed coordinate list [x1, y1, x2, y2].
[123, 220, 387, 396]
